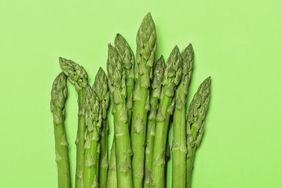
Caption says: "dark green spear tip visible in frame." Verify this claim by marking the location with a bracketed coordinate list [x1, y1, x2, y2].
[177, 44, 194, 96]
[93, 67, 108, 100]
[152, 56, 165, 89]
[107, 44, 123, 88]
[181, 43, 194, 64]
[51, 72, 67, 111]
[114, 33, 134, 70]
[59, 57, 88, 91]
[85, 86, 100, 130]
[187, 76, 211, 127]
[163, 46, 183, 89]
[93, 67, 110, 119]
[136, 13, 156, 62]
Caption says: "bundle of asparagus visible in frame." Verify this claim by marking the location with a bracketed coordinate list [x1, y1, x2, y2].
[50, 13, 211, 188]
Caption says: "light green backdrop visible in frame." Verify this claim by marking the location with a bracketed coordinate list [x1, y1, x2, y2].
[1, 0, 282, 187]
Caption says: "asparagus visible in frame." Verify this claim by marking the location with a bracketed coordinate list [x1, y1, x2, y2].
[59, 57, 88, 188]
[172, 44, 194, 188]
[144, 56, 165, 188]
[50, 72, 71, 188]
[115, 34, 135, 124]
[107, 142, 117, 188]
[107, 44, 133, 188]
[186, 77, 211, 188]
[93, 68, 110, 188]
[83, 86, 101, 188]
[151, 46, 183, 188]
[131, 13, 157, 188]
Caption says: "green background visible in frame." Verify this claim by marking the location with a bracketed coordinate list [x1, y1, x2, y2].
[1, 0, 282, 187]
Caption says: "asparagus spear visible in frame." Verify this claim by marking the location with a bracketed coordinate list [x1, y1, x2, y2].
[83, 86, 101, 188]
[186, 77, 211, 188]
[107, 142, 117, 188]
[151, 46, 183, 188]
[59, 57, 88, 188]
[172, 44, 194, 188]
[131, 13, 157, 188]
[50, 72, 71, 188]
[115, 34, 135, 124]
[93, 68, 110, 188]
[107, 44, 133, 188]
[144, 56, 165, 188]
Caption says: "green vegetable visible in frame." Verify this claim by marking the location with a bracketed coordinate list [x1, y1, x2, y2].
[144, 56, 165, 188]
[186, 77, 211, 188]
[131, 13, 157, 188]
[107, 44, 133, 188]
[107, 141, 117, 188]
[151, 46, 183, 188]
[83, 86, 101, 188]
[50, 72, 71, 188]
[115, 34, 135, 124]
[93, 68, 110, 188]
[172, 44, 194, 188]
[59, 57, 88, 188]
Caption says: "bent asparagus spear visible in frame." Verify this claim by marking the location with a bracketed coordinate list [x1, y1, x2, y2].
[51, 72, 71, 188]
[59, 57, 88, 188]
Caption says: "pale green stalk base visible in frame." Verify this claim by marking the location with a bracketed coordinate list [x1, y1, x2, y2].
[151, 96, 171, 188]
[131, 85, 149, 188]
[99, 119, 109, 188]
[107, 141, 117, 188]
[186, 152, 195, 188]
[144, 118, 155, 188]
[83, 138, 99, 188]
[172, 110, 186, 188]
[114, 103, 133, 188]
[76, 89, 86, 188]
[53, 117, 71, 188]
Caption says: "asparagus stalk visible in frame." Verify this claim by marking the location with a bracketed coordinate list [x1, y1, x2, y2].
[172, 44, 194, 188]
[50, 72, 71, 188]
[131, 13, 157, 188]
[186, 77, 211, 188]
[83, 86, 101, 188]
[107, 142, 117, 188]
[115, 34, 135, 124]
[59, 57, 88, 188]
[93, 68, 110, 188]
[144, 56, 165, 188]
[107, 44, 133, 188]
[151, 46, 183, 188]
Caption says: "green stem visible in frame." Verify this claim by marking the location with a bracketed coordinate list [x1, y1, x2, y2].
[186, 152, 195, 188]
[76, 89, 86, 188]
[114, 103, 133, 188]
[171, 109, 186, 188]
[83, 129, 99, 188]
[131, 80, 149, 187]
[107, 141, 117, 188]
[53, 115, 71, 188]
[151, 96, 172, 188]
[99, 119, 109, 188]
